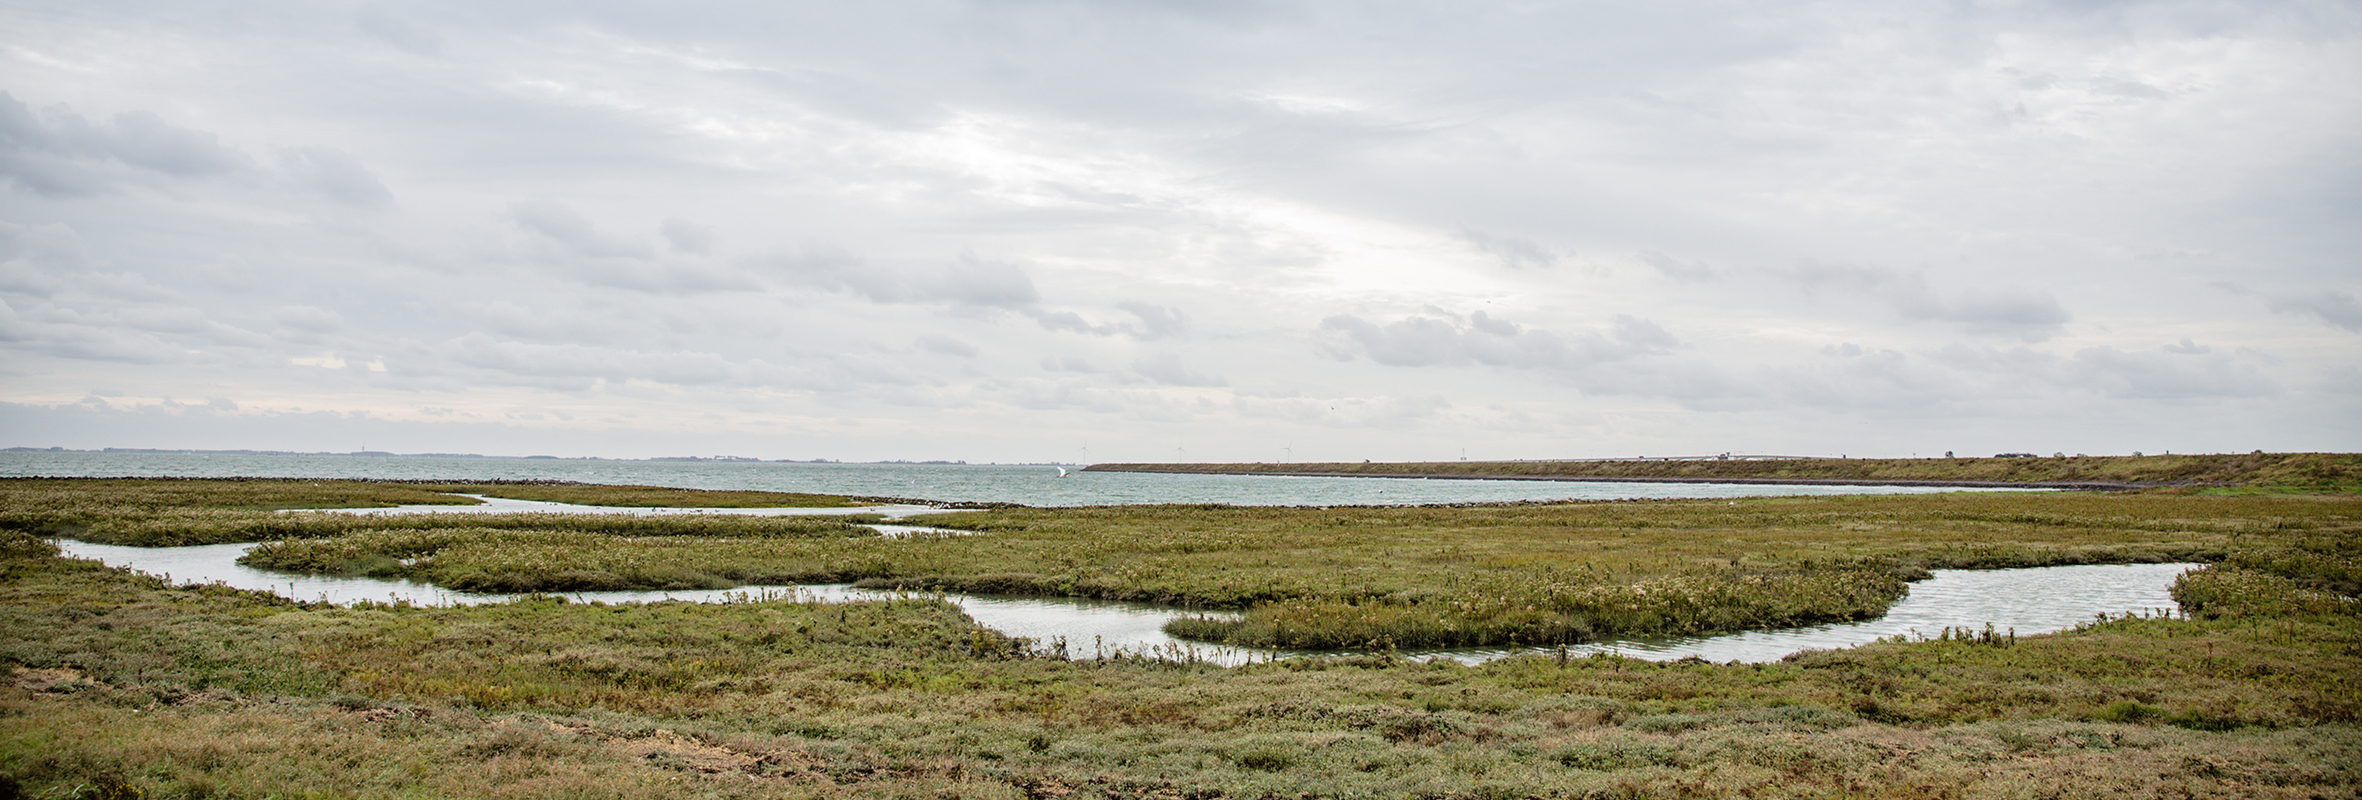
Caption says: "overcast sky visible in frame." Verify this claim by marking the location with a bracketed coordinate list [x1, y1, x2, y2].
[1, 1, 2357, 462]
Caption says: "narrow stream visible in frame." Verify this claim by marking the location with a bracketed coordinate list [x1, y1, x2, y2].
[51, 539, 2195, 667]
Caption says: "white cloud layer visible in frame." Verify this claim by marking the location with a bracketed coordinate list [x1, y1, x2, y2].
[0, 0, 2356, 461]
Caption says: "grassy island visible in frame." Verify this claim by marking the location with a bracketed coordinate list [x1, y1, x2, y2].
[2, 471, 2357, 798]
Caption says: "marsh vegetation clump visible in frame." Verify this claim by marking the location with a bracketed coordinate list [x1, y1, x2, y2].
[1169, 564, 1910, 649]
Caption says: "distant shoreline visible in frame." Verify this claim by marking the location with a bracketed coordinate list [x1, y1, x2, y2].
[1082, 466, 2145, 490]
[1086, 453, 2362, 490]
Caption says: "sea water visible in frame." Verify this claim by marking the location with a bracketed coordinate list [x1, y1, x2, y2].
[0, 451, 2032, 507]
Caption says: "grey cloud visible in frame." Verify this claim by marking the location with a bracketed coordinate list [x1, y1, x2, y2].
[758, 247, 886, 299]
[577, 262, 761, 294]
[1041, 356, 1096, 373]
[18, 322, 177, 363]
[457, 300, 631, 347]
[727, 66, 946, 131]
[1117, 301, 1187, 339]
[2090, 76, 2170, 100]
[0, 94, 104, 196]
[0, 220, 91, 279]
[939, 255, 1040, 309]
[1031, 309, 1111, 335]
[915, 333, 977, 358]
[2266, 291, 2362, 333]
[1320, 310, 1677, 371]
[1932, 343, 2275, 401]
[279, 148, 393, 208]
[0, 263, 62, 298]
[195, 257, 258, 292]
[1029, 302, 1188, 339]
[1694, 334, 2282, 414]
[50, 299, 272, 350]
[508, 201, 653, 259]
[355, 6, 444, 56]
[1458, 229, 1557, 270]
[762, 249, 1039, 309]
[122, 307, 217, 336]
[2066, 346, 2274, 400]
[1133, 353, 1225, 387]
[1232, 393, 1451, 427]
[1928, 344, 2057, 375]
[2214, 283, 2362, 333]
[1005, 379, 1128, 413]
[660, 218, 713, 254]
[0, 93, 249, 195]
[0, 149, 102, 197]
[1639, 251, 1716, 282]
[274, 306, 344, 335]
[19, 295, 274, 356]
[1788, 264, 2071, 340]
[0, 298, 33, 342]
[58, 270, 177, 305]
[505, 206, 755, 293]
[1044, 181, 1148, 208]
[442, 333, 746, 389]
[103, 111, 246, 177]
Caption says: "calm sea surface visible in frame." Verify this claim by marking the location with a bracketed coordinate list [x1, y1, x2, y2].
[1, 451, 2027, 506]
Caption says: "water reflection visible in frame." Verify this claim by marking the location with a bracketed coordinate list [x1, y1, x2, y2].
[51, 540, 2192, 667]
[340, 494, 966, 520]
[1434, 562, 2199, 664]
[3, 451, 2049, 507]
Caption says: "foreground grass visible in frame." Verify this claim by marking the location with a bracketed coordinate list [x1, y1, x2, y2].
[5, 526, 2360, 798]
[1092, 452, 2362, 489]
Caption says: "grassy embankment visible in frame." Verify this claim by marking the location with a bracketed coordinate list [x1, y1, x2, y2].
[2, 486, 2359, 797]
[1089, 452, 2362, 490]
